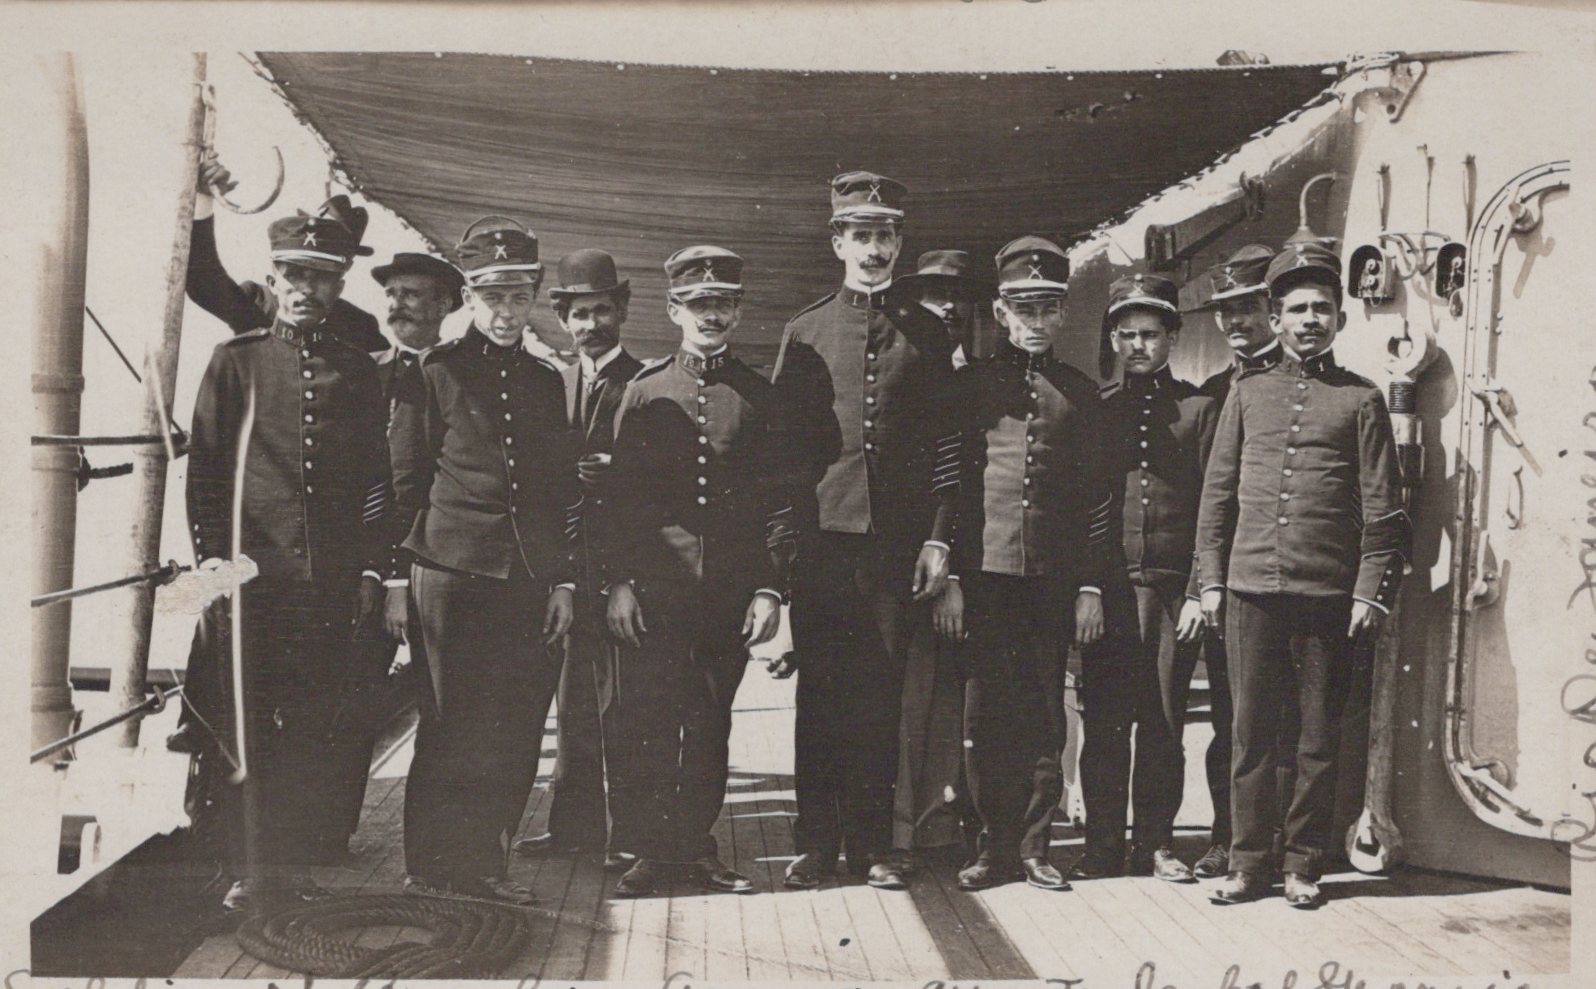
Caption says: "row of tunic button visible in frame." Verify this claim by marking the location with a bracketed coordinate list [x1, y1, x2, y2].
[863, 351, 878, 452]
[696, 375, 711, 504]
[1279, 380, 1309, 525]
[302, 347, 318, 497]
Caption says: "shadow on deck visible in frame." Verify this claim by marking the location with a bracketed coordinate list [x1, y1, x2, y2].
[34, 665, 1571, 984]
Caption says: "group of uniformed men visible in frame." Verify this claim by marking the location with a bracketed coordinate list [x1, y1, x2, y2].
[173, 161, 1409, 914]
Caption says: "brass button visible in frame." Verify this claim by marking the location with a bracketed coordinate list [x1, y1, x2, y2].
[1140, 440, 1148, 448]
[866, 397, 876, 406]
[1280, 492, 1292, 500]
[504, 413, 512, 421]
[697, 395, 707, 405]
[697, 415, 707, 424]
[697, 495, 707, 505]
[1290, 424, 1301, 433]
[304, 390, 314, 400]
[305, 484, 314, 494]
[302, 369, 313, 379]
[304, 414, 314, 423]
[1140, 478, 1150, 487]
[867, 374, 877, 383]
[698, 435, 708, 445]
[1278, 516, 1289, 525]
[304, 436, 314, 447]
[1022, 498, 1031, 508]
[864, 419, 874, 429]
[697, 477, 708, 486]
[697, 455, 707, 464]
[1141, 497, 1150, 505]
[1293, 404, 1304, 412]
[304, 461, 313, 470]
[504, 436, 514, 445]
[1283, 468, 1293, 476]
[1286, 446, 1297, 455]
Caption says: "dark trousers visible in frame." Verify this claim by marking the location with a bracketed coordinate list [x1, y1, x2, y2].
[1078, 576, 1186, 855]
[191, 575, 357, 872]
[1226, 590, 1353, 879]
[1191, 630, 1234, 846]
[791, 532, 918, 867]
[547, 616, 614, 847]
[606, 583, 749, 863]
[324, 596, 422, 849]
[404, 562, 562, 884]
[958, 573, 1069, 863]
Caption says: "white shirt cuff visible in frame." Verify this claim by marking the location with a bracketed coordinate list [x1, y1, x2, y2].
[1201, 583, 1226, 594]
[554, 582, 576, 592]
[1353, 595, 1391, 615]
[1078, 586, 1101, 596]
[383, 579, 410, 589]
[923, 540, 950, 553]
[754, 588, 783, 602]
[361, 570, 383, 583]
[194, 191, 214, 220]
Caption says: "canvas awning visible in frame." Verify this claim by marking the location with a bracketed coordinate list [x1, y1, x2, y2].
[257, 52, 1336, 365]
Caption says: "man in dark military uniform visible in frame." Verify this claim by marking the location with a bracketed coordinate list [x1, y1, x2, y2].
[1197, 242, 1409, 907]
[773, 171, 961, 890]
[933, 237, 1109, 891]
[514, 249, 641, 872]
[1181, 244, 1286, 880]
[893, 248, 986, 866]
[1077, 273, 1219, 883]
[324, 251, 465, 856]
[599, 246, 788, 896]
[390, 217, 580, 905]
[183, 205, 390, 911]
[186, 158, 387, 351]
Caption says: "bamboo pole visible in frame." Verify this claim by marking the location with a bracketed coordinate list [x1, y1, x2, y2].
[30, 54, 92, 752]
[106, 53, 208, 748]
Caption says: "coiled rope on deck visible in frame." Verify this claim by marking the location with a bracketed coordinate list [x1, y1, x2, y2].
[234, 894, 530, 978]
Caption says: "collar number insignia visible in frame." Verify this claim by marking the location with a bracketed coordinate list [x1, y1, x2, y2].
[493, 243, 509, 259]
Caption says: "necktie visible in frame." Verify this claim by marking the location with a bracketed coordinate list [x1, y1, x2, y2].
[582, 374, 602, 432]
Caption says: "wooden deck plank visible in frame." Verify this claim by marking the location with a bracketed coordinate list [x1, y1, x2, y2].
[809, 886, 873, 980]
[959, 882, 1072, 980]
[838, 884, 913, 980]
[925, 867, 1034, 976]
[541, 855, 608, 980]
[626, 893, 674, 981]
[664, 886, 710, 981]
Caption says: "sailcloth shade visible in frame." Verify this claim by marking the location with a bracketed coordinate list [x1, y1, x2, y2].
[258, 53, 1333, 365]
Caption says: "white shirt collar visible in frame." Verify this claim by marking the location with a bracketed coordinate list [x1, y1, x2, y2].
[579, 346, 622, 378]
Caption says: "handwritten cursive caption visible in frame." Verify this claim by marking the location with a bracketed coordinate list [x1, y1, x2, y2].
[5, 962, 1536, 989]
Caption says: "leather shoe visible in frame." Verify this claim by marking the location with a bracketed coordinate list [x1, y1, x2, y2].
[783, 852, 833, 889]
[614, 859, 669, 898]
[883, 847, 917, 876]
[603, 851, 638, 873]
[956, 858, 1007, 891]
[1066, 850, 1124, 881]
[1210, 870, 1271, 904]
[513, 832, 588, 856]
[866, 862, 908, 890]
[1150, 848, 1195, 883]
[1193, 843, 1230, 879]
[1283, 872, 1324, 909]
[694, 856, 754, 894]
[1021, 857, 1070, 891]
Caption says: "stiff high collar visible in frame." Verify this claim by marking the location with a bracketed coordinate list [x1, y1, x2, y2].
[579, 346, 623, 379]
[467, 325, 524, 359]
[1236, 337, 1281, 372]
[678, 346, 730, 374]
[840, 280, 894, 311]
[996, 337, 1053, 371]
[1122, 363, 1175, 395]
[1281, 344, 1337, 378]
[272, 320, 324, 347]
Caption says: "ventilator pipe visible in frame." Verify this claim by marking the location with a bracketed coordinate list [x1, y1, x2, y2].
[28, 54, 90, 753]
[107, 54, 208, 748]
[1285, 172, 1338, 246]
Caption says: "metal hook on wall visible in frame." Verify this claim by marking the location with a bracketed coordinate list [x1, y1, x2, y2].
[201, 84, 284, 215]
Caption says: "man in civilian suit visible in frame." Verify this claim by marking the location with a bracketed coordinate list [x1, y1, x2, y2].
[773, 172, 962, 890]
[514, 249, 641, 873]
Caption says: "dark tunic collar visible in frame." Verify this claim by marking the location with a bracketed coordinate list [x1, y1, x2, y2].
[467, 325, 525, 360]
[271, 320, 324, 346]
[1281, 346, 1338, 378]
[1237, 338, 1282, 372]
[995, 338, 1054, 372]
[840, 282, 894, 311]
[1121, 363, 1176, 396]
[678, 348, 730, 374]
